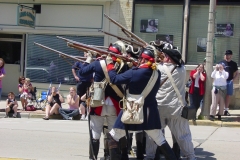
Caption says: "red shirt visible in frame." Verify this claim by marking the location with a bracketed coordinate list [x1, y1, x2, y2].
[189, 70, 206, 96]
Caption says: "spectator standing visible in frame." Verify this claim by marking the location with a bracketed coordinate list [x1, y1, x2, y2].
[59, 87, 80, 120]
[43, 86, 64, 120]
[79, 93, 88, 121]
[210, 63, 229, 121]
[5, 92, 18, 118]
[219, 50, 238, 116]
[189, 63, 206, 120]
[72, 52, 93, 105]
[0, 58, 6, 101]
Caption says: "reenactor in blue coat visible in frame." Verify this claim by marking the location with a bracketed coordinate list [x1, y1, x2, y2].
[106, 46, 177, 160]
[79, 41, 129, 160]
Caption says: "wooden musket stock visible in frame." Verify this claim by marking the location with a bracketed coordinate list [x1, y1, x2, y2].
[104, 13, 148, 47]
[57, 36, 138, 66]
[98, 30, 144, 47]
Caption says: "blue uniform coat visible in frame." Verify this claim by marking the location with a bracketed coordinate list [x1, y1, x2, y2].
[108, 67, 161, 130]
[79, 60, 126, 115]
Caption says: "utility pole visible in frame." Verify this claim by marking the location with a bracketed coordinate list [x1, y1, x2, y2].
[182, 0, 190, 62]
[201, 0, 216, 118]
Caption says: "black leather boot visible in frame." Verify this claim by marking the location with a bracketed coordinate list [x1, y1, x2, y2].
[172, 142, 181, 160]
[107, 133, 121, 160]
[154, 146, 160, 160]
[104, 138, 110, 160]
[218, 115, 222, 121]
[127, 133, 133, 154]
[89, 139, 100, 160]
[158, 142, 177, 160]
[119, 137, 129, 160]
[136, 132, 144, 159]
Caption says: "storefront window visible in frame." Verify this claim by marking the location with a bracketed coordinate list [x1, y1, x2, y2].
[26, 34, 104, 84]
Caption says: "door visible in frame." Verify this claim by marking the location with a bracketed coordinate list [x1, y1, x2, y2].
[0, 34, 24, 96]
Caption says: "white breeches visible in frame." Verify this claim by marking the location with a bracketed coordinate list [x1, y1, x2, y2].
[90, 104, 117, 139]
[109, 128, 166, 146]
[160, 114, 196, 160]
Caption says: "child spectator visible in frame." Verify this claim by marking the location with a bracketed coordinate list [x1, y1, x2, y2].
[20, 78, 34, 110]
[43, 86, 64, 120]
[0, 58, 6, 101]
[5, 92, 18, 118]
[21, 78, 33, 98]
[59, 87, 80, 120]
[18, 76, 27, 110]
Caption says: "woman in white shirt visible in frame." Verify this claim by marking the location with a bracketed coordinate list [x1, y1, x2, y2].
[210, 63, 229, 121]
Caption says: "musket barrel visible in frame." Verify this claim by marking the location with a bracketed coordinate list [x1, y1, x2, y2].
[34, 42, 85, 63]
[67, 42, 138, 66]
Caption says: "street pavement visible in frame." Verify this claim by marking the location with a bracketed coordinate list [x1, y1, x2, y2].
[0, 118, 240, 160]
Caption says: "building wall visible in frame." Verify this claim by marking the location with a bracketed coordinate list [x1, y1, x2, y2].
[0, 0, 115, 96]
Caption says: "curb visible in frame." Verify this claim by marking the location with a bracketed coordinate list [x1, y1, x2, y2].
[0, 112, 82, 120]
[1, 111, 240, 127]
[189, 120, 240, 127]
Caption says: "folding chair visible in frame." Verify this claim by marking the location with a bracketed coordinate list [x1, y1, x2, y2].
[36, 91, 48, 110]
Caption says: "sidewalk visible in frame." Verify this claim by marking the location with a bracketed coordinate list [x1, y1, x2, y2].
[0, 99, 240, 127]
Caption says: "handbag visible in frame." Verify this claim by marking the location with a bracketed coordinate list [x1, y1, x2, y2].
[120, 70, 158, 124]
[25, 105, 37, 111]
[163, 65, 195, 120]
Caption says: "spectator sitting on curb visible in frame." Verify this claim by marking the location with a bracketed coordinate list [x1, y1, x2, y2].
[59, 87, 80, 120]
[20, 78, 34, 110]
[43, 86, 64, 120]
[5, 92, 18, 118]
[18, 76, 27, 110]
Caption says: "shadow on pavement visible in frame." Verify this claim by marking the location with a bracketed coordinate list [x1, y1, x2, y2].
[194, 147, 216, 160]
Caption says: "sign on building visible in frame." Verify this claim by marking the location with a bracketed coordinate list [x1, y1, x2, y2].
[215, 23, 234, 37]
[17, 5, 36, 28]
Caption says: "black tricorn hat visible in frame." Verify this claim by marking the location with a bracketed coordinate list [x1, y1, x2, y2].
[162, 49, 182, 66]
[126, 45, 140, 59]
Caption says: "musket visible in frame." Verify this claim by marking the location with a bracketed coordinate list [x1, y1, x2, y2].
[98, 30, 144, 47]
[104, 13, 148, 47]
[65, 41, 138, 66]
[34, 42, 86, 63]
[57, 36, 107, 50]
[57, 36, 138, 66]
[89, 45, 108, 49]
[67, 42, 98, 55]
[73, 56, 97, 60]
